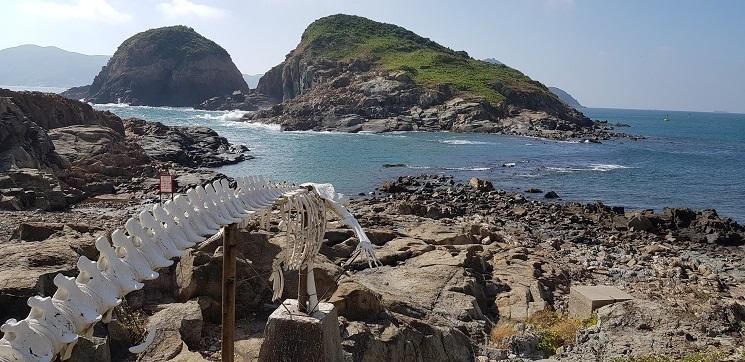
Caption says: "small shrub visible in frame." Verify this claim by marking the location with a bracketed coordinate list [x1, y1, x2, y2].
[582, 313, 599, 328]
[525, 310, 597, 357]
[114, 301, 147, 343]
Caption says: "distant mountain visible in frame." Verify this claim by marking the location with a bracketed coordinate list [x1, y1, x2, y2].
[242, 73, 263, 88]
[0, 44, 109, 88]
[548, 86, 584, 109]
[482, 58, 503, 65]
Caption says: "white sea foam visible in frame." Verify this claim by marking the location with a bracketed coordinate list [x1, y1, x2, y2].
[223, 121, 281, 131]
[547, 163, 633, 173]
[194, 110, 249, 122]
[440, 139, 493, 145]
[443, 166, 491, 171]
[92, 102, 130, 108]
[91, 103, 202, 112]
[406, 165, 432, 169]
[589, 164, 633, 171]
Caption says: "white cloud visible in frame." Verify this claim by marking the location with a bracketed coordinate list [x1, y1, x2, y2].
[157, 0, 227, 19]
[18, 0, 132, 24]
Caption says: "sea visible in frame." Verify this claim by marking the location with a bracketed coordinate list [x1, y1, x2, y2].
[87, 103, 744, 222]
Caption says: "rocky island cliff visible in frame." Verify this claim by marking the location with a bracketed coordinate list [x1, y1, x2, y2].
[62, 26, 248, 107]
[242, 15, 618, 140]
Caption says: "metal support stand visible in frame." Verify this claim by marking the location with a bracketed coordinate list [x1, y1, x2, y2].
[298, 266, 309, 313]
[221, 224, 237, 362]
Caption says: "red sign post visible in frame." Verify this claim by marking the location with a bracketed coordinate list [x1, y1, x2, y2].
[159, 173, 174, 201]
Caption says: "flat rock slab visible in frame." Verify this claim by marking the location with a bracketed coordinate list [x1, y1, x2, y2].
[258, 299, 343, 362]
[569, 285, 633, 319]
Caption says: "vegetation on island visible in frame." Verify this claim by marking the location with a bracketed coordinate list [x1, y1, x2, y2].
[299, 14, 553, 105]
[117, 25, 230, 61]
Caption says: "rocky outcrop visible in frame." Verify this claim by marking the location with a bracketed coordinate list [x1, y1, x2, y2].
[0, 89, 122, 132]
[0, 89, 251, 210]
[241, 15, 618, 141]
[0, 99, 62, 172]
[63, 26, 247, 107]
[123, 118, 250, 167]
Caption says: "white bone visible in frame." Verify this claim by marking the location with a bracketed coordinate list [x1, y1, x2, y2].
[128, 325, 156, 354]
[163, 200, 203, 242]
[111, 229, 158, 281]
[185, 191, 221, 232]
[174, 195, 213, 236]
[76, 257, 121, 317]
[95, 236, 144, 296]
[139, 211, 182, 259]
[26, 297, 78, 359]
[51, 275, 101, 335]
[153, 204, 194, 249]
[124, 218, 173, 269]
[0, 319, 54, 362]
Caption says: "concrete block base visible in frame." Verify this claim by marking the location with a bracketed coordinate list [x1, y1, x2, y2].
[258, 299, 343, 362]
[569, 285, 633, 319]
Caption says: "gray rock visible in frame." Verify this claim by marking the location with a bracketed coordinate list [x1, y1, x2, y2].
[137, 300, 204, 361]
[68, 335, 111, 362]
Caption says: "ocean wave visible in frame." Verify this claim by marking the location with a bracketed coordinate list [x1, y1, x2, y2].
[222, 121, 281, 131]
[590, 163, 633, 171]
[194, 110, 249, 122]
[439, 139, 494, 145]
[92, 102, 130, 108]
[547, 163, 634, 173]
[443, 166, 491, 171]
[402, 165, 490, 171]
[91, 103, 204, 112]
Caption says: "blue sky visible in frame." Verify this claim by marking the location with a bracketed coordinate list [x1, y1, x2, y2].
[1, 0, 743, 112]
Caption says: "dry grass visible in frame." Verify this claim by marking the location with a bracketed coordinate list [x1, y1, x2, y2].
[489, 321, 517, 348]
[490, 310, 599, 356]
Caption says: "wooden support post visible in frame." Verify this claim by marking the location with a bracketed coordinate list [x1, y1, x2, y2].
[221, 224, 237, 362]
[298, 266, 309, 314]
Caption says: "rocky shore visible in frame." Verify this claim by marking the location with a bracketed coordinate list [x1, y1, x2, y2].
[242, 69, 633, 141]
[1, 174, 742, 361]
[0, 89, 249, 211]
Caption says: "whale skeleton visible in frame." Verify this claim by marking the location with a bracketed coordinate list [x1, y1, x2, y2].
[0, 176, 378, 362]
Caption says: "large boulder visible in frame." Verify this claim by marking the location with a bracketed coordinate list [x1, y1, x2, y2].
[136, 301, 205, 362]
[80, 26, 248, 107]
